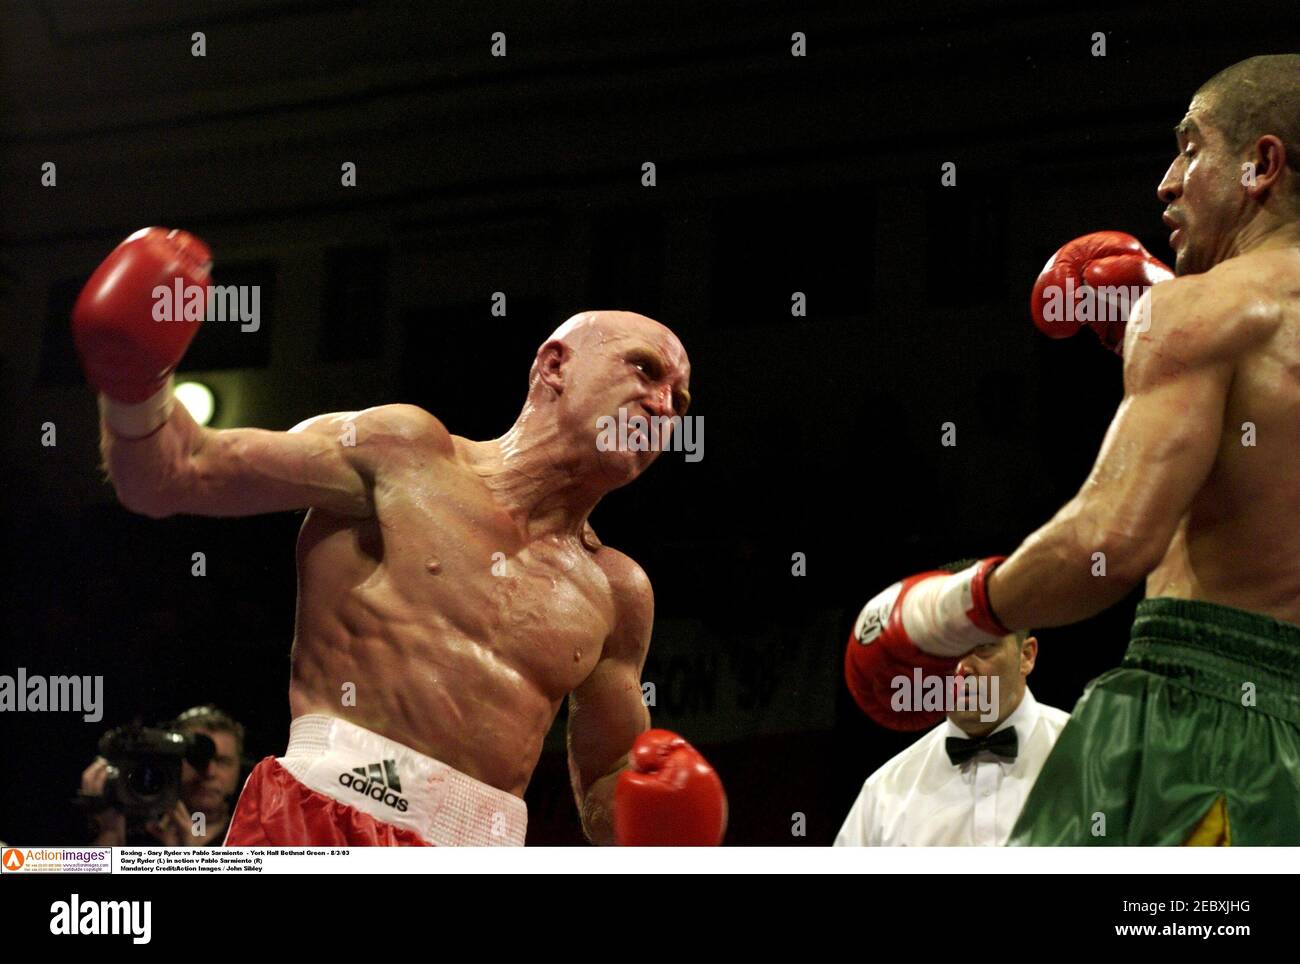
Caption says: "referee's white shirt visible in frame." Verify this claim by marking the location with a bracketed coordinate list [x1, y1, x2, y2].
[834, 688, 1069, 846]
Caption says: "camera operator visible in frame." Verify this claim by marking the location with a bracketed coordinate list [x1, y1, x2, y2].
[79, 705, 245, 846]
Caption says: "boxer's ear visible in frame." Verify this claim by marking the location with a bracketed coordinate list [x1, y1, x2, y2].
[535, 340, 570, 392]
[1242, 133, 1288, 201]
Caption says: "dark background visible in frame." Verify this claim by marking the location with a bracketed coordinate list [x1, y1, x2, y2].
[0, 0, 1292, 846]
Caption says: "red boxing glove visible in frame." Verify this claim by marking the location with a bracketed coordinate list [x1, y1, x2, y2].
[1030, 231, 1172, 355]
[615, 729, 727, 846]
[845, 558, 1008, 731]
[72, 227, 212, 403]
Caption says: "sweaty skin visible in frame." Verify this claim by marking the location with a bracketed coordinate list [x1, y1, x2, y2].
[1142, 249, 1300, 616]
[99, 310, 691, 844]
[988, 92, 1300, 628]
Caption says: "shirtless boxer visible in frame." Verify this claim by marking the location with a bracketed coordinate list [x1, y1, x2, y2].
[846, 54, 1300, 844]
[72, 253, 726, 846]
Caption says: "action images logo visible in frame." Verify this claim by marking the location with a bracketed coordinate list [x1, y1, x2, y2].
[338, 760, 409, 813]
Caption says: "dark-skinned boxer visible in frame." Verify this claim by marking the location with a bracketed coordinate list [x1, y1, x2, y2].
[849, 55, 1300, 845]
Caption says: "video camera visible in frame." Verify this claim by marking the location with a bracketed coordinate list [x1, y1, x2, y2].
[91, 724, 216, 820]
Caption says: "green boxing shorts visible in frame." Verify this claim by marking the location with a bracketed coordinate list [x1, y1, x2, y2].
[1009, 597, 1300, 846]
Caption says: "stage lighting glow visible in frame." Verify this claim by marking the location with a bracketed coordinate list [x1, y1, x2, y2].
[175, 381, 216, 426]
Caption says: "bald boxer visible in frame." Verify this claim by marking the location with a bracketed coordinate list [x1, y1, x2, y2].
[73, 259, 725, 846]
[847, 54, 1300, 844]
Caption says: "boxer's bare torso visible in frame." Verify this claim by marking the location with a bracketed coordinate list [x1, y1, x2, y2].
[288, 415, 640, 796]
[1144, 246, 1300, 623]
[101, 310, 687, 823]
[989, 241, 1300, 631]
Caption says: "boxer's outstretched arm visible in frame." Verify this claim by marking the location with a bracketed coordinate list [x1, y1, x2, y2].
[101, 402, 446, 520]
[566, 559, 653, 845]
[988, 276, 1274, 628]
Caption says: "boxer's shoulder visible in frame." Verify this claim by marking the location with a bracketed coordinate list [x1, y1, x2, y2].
[1207, 245, 1298, 284]
[322, 405, 457, 478]
[592, 545, 654, 633]
[1127, 271, 1278, 381]
[290, 403, 454, 457]
[574, 528, 655, 647]
[352, 403, 455, 454]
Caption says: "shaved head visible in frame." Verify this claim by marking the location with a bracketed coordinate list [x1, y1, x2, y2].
[530, 310, 690, 403]
[1193, 55, 1300, 172]
[539, 310, 684, 360]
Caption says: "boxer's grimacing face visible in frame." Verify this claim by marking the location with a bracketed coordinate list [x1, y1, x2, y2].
[562, 327, 691, 488]
[1158, 95, 1247, 276]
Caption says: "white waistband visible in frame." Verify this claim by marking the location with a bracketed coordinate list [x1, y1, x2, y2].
[278, 715, 527, 846]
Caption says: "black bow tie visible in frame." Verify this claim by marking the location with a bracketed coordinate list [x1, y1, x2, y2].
[946, 727, 1018, 765]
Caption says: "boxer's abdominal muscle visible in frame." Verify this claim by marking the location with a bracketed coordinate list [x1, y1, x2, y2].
[286, 455, 615, 797]
[1145, 248, 1300, 623]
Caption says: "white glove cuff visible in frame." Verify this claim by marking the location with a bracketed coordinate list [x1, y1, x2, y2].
[99, 377, 175, 439]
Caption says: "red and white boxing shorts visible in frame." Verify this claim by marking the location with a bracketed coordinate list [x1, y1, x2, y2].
[224, 715, 527, 846]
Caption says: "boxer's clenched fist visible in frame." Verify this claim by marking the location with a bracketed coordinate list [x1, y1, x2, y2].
[845, 557, 1008, 731]
[1030, 231, 1173, 355]
[615, 729, 727, 846]
[72, 227, 212, 406]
